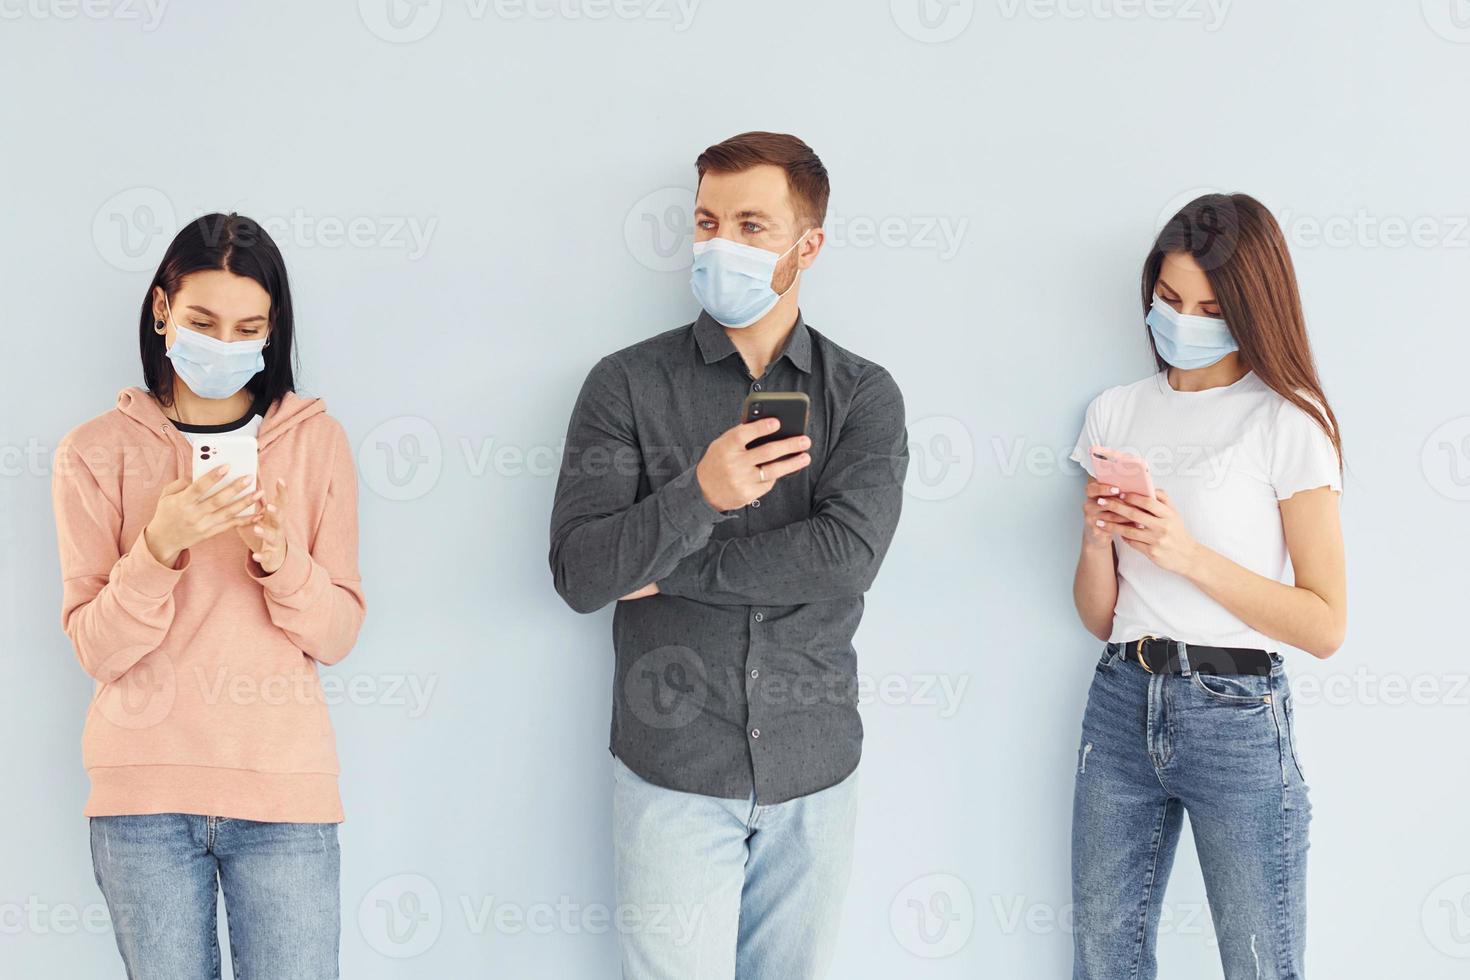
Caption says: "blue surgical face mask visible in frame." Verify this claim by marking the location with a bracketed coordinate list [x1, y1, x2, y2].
[1146, 293, 1238, 370]
[690, 230, 810, 328]
[163, 295, 268, 400]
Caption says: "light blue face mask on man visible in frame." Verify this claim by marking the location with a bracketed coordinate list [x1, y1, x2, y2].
[1146, 293, 1238, 370]
[689, 230, 810, 328]
[163, 294, 267, 400]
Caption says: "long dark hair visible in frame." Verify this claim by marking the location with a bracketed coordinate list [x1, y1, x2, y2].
[1144, 193, 1341, 465]
[140, 213, 296, 407]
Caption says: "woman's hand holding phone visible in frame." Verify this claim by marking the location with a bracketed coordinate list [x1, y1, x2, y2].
[144, 466, 264, 568]
[238, 478, 291, 575]
[1096, 488, 1202, 576]
[1082, 481, 1135, 550]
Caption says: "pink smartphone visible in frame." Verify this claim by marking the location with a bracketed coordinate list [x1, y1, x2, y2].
[1088, 446, 1156, 500]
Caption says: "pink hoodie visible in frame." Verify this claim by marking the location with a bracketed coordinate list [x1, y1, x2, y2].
[52, 388, 365, 822]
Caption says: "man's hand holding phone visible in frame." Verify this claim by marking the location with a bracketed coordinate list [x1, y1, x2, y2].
[620, 414, 810, 602]
[696, 417, 812, 513]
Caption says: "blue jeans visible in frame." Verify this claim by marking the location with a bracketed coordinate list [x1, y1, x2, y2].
[90, 814, 340, 979]
[1072, 644, 1311, 980]
[611, 755, 858, 980]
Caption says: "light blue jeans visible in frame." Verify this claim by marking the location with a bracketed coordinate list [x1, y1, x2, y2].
[90, 813, 340, 979]
[611, 755, 858, 980]
[1072, 644, 1311, 979]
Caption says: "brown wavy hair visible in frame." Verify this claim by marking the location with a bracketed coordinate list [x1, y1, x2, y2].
[1144, 193, 1341, 466]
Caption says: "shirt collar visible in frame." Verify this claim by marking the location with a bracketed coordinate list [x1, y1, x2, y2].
[693, 310, 813, 375]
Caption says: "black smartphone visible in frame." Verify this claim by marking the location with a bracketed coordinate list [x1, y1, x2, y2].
[741, 391, 810, 453]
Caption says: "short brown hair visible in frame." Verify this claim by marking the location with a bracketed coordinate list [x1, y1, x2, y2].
[695, 132, 829, 229]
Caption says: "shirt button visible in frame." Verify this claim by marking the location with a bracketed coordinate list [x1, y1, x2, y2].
[750, 668, 759, 679]
[751, 499, 760, 508]
[752, 382, 762, 391]
[750, 728, 761, 739]
[754, 612, 764, 623]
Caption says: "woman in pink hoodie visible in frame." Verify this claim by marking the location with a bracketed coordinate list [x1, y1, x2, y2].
[52, 213, 365, 979]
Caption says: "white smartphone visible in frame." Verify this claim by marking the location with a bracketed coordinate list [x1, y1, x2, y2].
[191, 434, 259, 517]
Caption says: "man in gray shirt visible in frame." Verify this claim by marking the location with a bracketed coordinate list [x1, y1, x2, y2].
[550, 131, 907, 979]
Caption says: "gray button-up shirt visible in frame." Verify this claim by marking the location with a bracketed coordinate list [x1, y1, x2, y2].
[549, 311, 907, 804]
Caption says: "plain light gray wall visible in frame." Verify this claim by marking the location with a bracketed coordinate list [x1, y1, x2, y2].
[3, 1, 1469, 976]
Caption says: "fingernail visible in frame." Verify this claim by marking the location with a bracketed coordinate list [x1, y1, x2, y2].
[252, 553, 261, 561]
[1095, 519, 1104, 527]
[1097, 498, 1106, 506]
[1109, 487, 1120, 495]
[1135, 523, 1145, 529]
[267, 505, 277, 513]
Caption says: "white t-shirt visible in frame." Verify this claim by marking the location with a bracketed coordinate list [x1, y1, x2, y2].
[1070, 370, 1341, 651]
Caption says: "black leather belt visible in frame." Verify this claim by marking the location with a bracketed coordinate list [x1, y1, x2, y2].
[1116, 636, 1273, 677]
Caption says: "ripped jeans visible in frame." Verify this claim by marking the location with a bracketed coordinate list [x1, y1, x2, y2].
[1071, 644, 1310, 980]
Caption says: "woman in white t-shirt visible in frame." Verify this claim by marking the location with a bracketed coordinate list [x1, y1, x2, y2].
[1069, 194, 1345, 980]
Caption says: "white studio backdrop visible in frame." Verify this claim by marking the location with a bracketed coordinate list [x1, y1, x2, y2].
[3, 1, 1469, 976]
